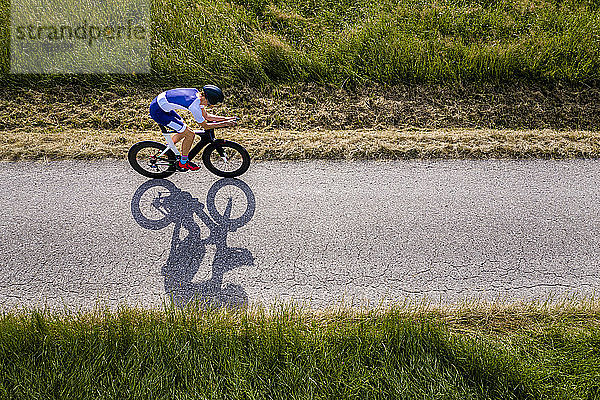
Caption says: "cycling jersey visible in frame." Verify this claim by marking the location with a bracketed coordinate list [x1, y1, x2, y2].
[149, 88, 206, 132]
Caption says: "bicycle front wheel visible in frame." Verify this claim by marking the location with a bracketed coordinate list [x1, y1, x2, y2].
[128, 141, 177, 179]
[206, 178, 255, 230]
[202, 141, 250, 178]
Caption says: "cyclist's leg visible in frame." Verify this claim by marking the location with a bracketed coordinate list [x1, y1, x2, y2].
[150, 103, 197, 164]
[172, 127, 196, 156]
[173, 127, 200, 170]
[161, 111, 196, 156]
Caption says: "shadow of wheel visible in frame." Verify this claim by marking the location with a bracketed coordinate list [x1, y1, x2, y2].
[206, 178, 256, 230]
[131, 179, 178, 230]
[131, 178, 256, 231]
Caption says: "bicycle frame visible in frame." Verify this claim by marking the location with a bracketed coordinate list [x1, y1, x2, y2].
[157, 125, 220, 160]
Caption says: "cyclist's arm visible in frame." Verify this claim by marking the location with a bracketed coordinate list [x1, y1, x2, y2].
[198, 119, 236, 129]
[205, 112, 235, 122]
[197, 107, 236, 129]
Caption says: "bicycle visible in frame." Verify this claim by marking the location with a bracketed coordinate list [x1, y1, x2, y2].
[128, 124, 250, 179]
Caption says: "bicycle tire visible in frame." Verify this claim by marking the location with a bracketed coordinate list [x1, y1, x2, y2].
[206, 178, 255, 230]
[131, 179, 179, 230]
[128, 141, 177, 179]
[202, 141, 250, 178]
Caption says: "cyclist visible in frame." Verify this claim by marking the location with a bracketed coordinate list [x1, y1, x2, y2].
[149, 85, 237, 171]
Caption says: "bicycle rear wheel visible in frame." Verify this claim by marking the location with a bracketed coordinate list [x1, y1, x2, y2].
[202, 141, 250, 178]
[131, 179, 178, 230]
[128, 141, 177, 179]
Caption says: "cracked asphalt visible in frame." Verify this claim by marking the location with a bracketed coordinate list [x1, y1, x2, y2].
[1, 159, 599, 310]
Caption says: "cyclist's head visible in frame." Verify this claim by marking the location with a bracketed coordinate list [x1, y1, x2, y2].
[202, 85, 224, 105]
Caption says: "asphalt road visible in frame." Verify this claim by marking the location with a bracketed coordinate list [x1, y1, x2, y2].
[1, 159, 599, 310]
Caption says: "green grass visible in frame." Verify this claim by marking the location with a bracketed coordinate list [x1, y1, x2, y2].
[152, 0, 600, 85]
[1, 0, 600, 85]
[1, 303, 600, 399]
[0, 0, 7, 74]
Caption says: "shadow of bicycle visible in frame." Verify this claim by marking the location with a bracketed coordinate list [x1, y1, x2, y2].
[131, 178, 256, 309]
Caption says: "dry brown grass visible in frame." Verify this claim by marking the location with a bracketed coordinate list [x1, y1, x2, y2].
[432, 299, 600, 337]
[2, 82, 598, 161]
[2, 127, 599, 161]
[239, 128, 600, 160]
[2, 82, 600, 133]
[252, 298, 600, 340]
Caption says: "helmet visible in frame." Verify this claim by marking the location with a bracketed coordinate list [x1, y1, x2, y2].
[202, 85, 224, 105]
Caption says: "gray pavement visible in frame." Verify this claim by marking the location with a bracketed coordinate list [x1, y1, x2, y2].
[1, 159, 599, 310]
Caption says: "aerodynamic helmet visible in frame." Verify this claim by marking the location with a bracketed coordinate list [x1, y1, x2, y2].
[202, 85, 224, 105]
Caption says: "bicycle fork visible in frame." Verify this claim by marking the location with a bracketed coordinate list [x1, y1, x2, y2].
[216, 146, 228, 161]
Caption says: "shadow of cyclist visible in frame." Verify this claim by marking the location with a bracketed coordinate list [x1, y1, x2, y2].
[131, 178, 255, 309]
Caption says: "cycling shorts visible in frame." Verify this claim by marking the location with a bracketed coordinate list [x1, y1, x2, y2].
[149, 98, 187, 133]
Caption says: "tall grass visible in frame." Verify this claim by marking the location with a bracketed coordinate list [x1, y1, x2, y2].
[151, 0, 600, 85]
[1, 304, 600, 399]
[0, 0, 8, 75]
[1, 0, 599, 85]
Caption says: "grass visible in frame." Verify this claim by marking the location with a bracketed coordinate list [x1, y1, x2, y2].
[1, 82, 599, 161]
[1, 0, 600, 85]
[1, 0, 599, 160]
[1, 301, 600, 399]
[2, 127, 600, 161]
